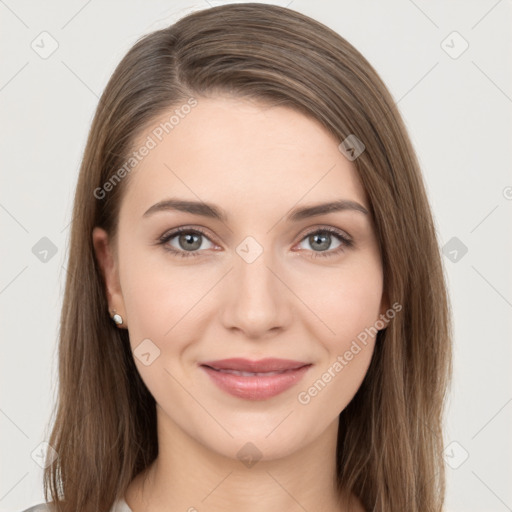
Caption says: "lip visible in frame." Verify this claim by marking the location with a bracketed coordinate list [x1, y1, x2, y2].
[200, 358, 310, 372]
[199, 358, 312, 400]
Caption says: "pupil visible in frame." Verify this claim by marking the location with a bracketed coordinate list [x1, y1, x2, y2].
[311, 233, 329, 251]
[180, 233, 201, 251]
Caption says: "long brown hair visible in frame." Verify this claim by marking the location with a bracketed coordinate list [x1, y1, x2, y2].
[44, 3, 453, 511]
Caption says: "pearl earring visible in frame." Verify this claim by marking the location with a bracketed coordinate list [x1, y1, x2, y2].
[111, 309, 124, 326]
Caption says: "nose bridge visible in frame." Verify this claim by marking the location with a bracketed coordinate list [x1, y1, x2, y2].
[236, 237, 275, 293]
[235, 234, 280, 307]
[221, 234, 291, 336]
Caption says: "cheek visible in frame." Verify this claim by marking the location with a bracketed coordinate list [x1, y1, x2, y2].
[294, 254, 384, 341]
[118, 240, 208, 335]
[118, 251, 202, 400]
[297, 265, 381, 414]
[299, 342, 374, 418]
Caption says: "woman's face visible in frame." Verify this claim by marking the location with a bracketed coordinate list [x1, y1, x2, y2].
[94, 95, 388, 461]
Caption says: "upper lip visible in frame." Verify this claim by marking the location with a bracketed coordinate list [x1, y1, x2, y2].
[200, 358, 311, 373]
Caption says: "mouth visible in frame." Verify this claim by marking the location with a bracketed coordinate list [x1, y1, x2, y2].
[199, 358, 312, 400]
[203, 368, 301, 377]
[200, 357, 310, 373]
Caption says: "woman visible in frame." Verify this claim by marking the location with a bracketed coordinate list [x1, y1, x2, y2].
[22, 3, 452, 511]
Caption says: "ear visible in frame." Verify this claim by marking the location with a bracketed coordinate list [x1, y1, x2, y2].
[92, 227, 126, 322]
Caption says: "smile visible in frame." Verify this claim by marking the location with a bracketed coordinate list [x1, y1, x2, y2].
[199, 359, 312, 400]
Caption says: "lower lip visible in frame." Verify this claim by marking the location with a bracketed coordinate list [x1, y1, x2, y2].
[200, 365, 311, 400]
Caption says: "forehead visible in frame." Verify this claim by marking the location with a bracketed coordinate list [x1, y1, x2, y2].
[120, 95, 369, 220]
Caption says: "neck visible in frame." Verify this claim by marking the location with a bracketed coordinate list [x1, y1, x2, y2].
[124, 406, 362, 512]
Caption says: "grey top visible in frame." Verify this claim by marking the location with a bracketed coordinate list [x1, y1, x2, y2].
[18, 498, 133, 512]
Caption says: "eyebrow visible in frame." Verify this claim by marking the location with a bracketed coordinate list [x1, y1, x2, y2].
[142, 198, 369, 222]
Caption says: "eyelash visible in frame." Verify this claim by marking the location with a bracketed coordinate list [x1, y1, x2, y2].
[157, 226, 353, 260]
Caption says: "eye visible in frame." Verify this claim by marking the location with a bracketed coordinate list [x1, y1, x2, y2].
[157, 226, 353, 259]
[295, 227, 353, 259]
[158, 227, 216, 258]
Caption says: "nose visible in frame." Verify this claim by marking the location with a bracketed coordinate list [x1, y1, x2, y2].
[219, 243, 293, 339]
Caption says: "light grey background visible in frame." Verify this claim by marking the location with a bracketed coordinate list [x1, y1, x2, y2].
[1, 1, 511, 511]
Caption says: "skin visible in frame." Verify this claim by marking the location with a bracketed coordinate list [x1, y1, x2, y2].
[93, 95, 389, 512]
